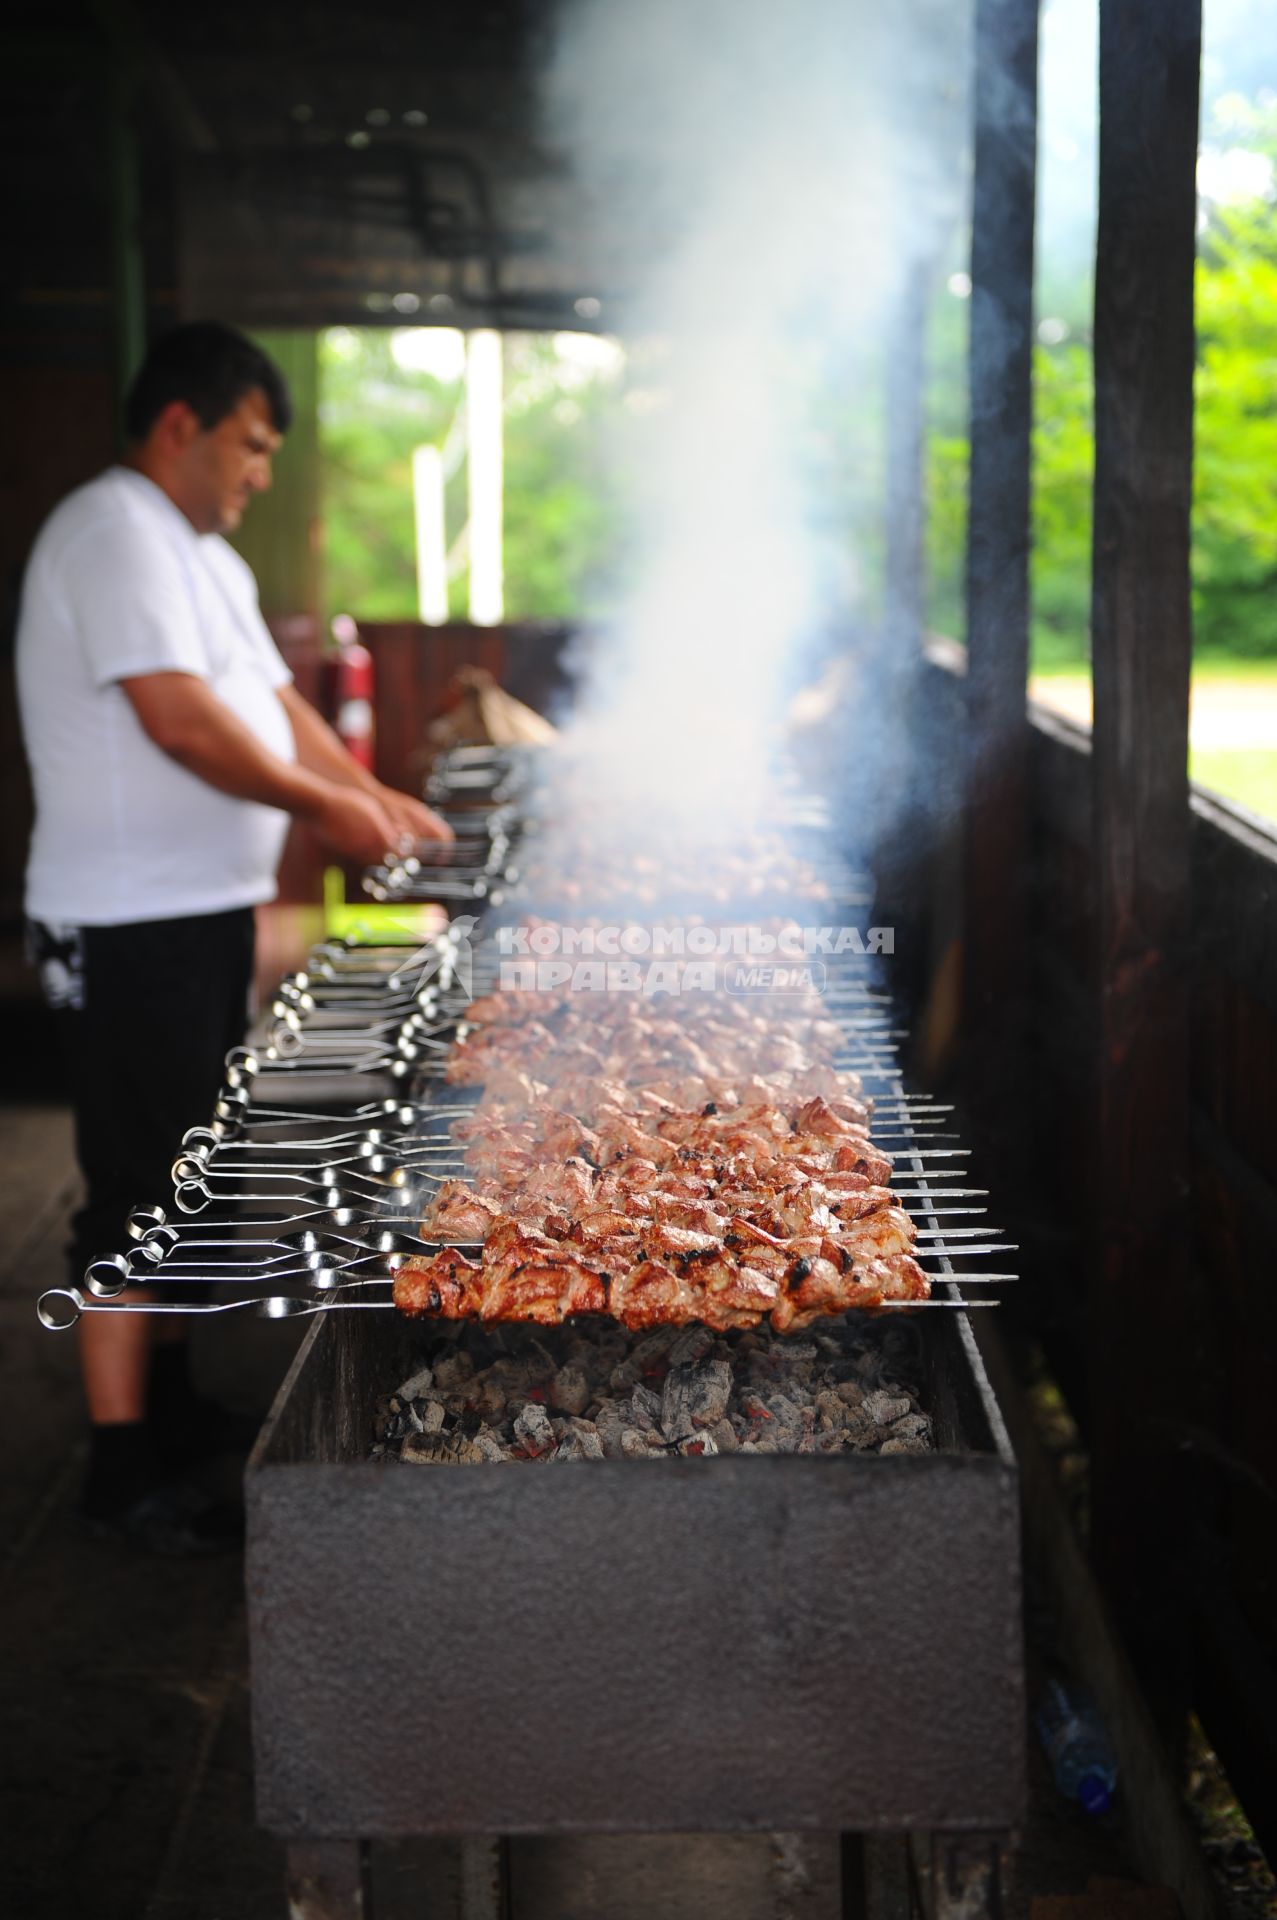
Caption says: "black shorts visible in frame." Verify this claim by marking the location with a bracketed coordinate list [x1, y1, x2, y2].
[29, 907, 256, 1290]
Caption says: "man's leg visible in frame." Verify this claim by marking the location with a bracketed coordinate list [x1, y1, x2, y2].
[49, 908, 255, 1538]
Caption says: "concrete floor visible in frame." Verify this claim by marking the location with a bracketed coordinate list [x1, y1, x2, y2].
[0, 1102, 1152, 1920]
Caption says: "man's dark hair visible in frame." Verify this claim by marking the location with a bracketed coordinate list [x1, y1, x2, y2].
[124, 322, 292, 442]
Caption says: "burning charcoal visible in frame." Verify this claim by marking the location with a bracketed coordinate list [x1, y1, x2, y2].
[433, 1352, 475, 1393]
[815, 1389, 847, 1430]
[555, 1426, 605, 1462]
[766, 1392, 805, 1429]
[630, 1328, 678, 1374]
[551, 1365, 591, 1417]
[668, 1325, 715, 1368]
[778, 1339, 818, 1362]
[525, 1341, 558, 1384]
[672, 1358, 733, 1431]
[620, 1427, 659, 1459]
[474, 1377, 507, 1426]
[677, 1433, 719, 1457]
[660, 1365, 693, 1440]
[417, 1398, 446, 1434]
[739, 1391, 773, 1428]
[401, 1431, 484, 1466]
[863, 1390, 913, 1427]
[593, 1400, 629, 1459]
[609, 1358, 642, 1395]
[746, 1348, 785, 1386]
[493, 1358, 536, 1400]
[513, 1403, 555, 1458]
[395, 1364, 434, 1400]
[472, 1432, 508, 1463]
[772, 1340, 818, 1386]
[706, 1418, 738, 1453]
[628, 1383, 662, 1433]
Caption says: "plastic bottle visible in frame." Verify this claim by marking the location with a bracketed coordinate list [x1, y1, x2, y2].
[1034, 1676, 1119, 1814]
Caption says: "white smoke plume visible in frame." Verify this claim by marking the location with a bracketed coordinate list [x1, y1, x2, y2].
[540, 0, 967, 845]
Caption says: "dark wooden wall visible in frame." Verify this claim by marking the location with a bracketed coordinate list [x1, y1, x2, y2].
[912, 649, 1277, 1862]
[360, 620, 576, 799]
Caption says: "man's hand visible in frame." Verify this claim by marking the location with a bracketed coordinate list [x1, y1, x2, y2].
[376, 787, 454, 847]
[275, 685, 453, 847]
[121, 672, 400, 866]
[307, 786, 402, 865]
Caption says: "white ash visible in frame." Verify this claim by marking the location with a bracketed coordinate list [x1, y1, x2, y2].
[374, 1314, 933, 1466]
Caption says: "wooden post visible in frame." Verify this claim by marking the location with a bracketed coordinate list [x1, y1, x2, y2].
[106, 51, 146, 444]
[1089, 0, 1202, 1723]
[962, 0, 1038, 1081]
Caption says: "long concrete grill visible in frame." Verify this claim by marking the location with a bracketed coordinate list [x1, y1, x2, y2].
[238, 746, 1025, 1917]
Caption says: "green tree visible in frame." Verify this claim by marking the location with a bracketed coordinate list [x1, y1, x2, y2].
[1193, 99, 1277, 658]
[320, 329, 455, 621]
[926, 92, 1277, 670]
[318, 328, 630, 625]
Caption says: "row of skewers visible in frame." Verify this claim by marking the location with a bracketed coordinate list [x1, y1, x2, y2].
[36, 771, 1014, 1333]
[399, 985, 955, 1330]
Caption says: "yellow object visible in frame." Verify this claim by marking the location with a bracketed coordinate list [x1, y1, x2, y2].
[322, 867, 445, 943]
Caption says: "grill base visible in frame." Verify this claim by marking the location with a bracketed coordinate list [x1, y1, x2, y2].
[247, 1307, 1023, 1842]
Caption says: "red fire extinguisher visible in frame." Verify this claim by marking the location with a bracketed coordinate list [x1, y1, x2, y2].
[331, 613, 375, 771]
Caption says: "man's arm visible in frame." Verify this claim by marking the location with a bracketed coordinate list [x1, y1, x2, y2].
[120, 671, 400, 865]
[276, 684, 452, 844]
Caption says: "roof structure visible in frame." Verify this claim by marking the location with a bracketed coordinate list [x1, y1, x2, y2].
[4, 0, 969, 334]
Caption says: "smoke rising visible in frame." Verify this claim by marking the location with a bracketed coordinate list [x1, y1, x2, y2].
[540, 0, 968, 845]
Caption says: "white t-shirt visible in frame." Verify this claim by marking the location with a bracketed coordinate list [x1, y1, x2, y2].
[17, 467, 297, 926]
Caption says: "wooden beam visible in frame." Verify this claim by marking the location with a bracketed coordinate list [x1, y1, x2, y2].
[1088, 0, 1203, 1721]
[87, 0, 219, 155]
[962, 0, 1038, 1061]
[106, 53, 146, 444]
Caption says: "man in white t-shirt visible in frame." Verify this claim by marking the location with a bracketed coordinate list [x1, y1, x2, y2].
[16, 322, 451, 1550]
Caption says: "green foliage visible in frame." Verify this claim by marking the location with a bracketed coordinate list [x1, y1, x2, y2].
[501, 337, 629, 619]
[318, 328, 628, 624]
[927, 93, 1277, 670]
[1031, 341, 1093, 668]
[322, 92, 1277, 678]
[924, 282, 968, 643]
[320, 330, 453, 621]
[1193, 102, 1277, 657]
